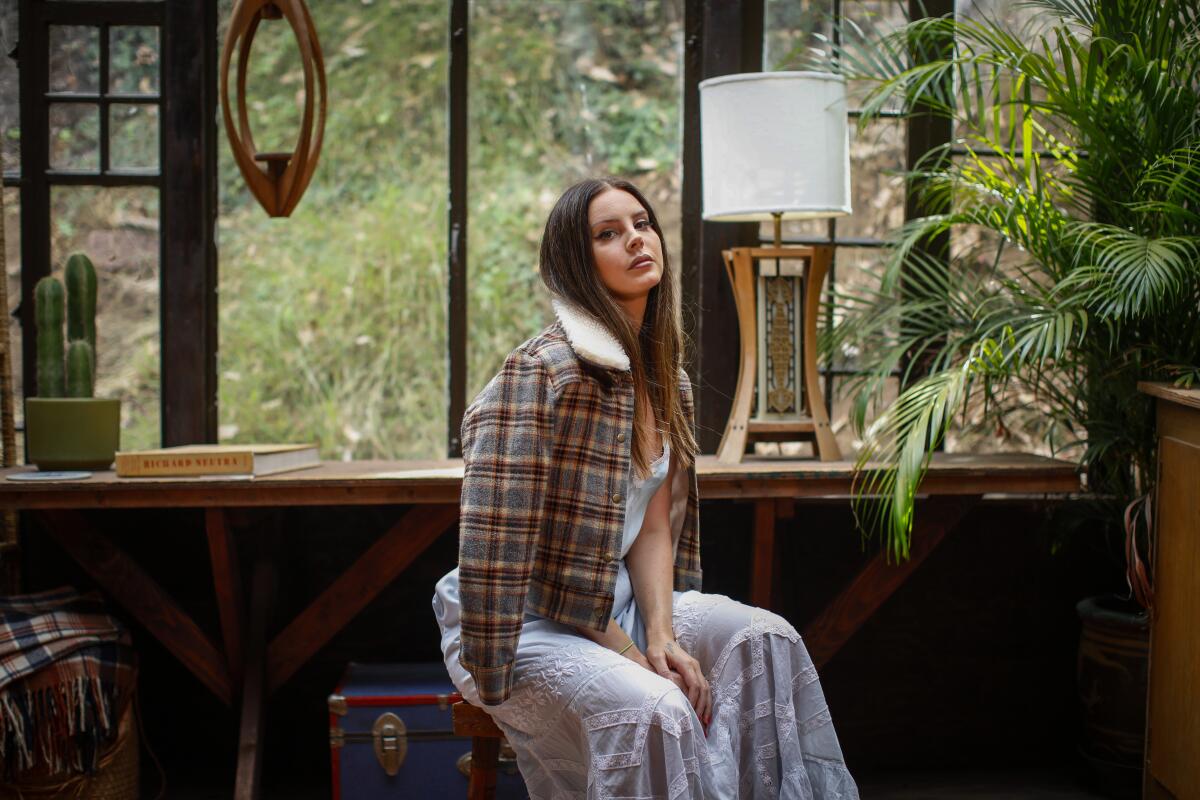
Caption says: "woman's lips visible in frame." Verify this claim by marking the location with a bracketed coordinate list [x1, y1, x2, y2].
[629, 255, 654, 270]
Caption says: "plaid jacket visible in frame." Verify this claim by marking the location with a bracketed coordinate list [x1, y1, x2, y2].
[457, 299, 702, 705]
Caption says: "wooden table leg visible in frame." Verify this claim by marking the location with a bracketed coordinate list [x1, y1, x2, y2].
[751, 499, 778, 609]
[207, 508, 245, 689]
[234, 556, 275, 800]
[266, 504, 457, 694]
[37, 509, 232, 705]
[467, 736, 500, 800]
[802, 496, 977, 668]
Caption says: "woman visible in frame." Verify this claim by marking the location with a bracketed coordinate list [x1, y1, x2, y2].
[433, 178, 858, 799]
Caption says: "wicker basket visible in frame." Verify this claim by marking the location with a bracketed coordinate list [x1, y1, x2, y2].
[0, 700, 139, 799]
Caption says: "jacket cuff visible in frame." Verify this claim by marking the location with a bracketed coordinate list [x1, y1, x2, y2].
[461, 658, 513, 706]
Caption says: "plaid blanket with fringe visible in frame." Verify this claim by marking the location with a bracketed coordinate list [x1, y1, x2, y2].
[0, 587, 136, 779]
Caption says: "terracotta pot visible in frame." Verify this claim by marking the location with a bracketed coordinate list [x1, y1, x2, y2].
[24, 397, 121, 471]
[1076, 593, 1149, 800]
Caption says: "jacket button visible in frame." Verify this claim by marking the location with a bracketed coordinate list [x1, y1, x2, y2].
[612, 492, 622, 504]
[617, 432, 626, 443]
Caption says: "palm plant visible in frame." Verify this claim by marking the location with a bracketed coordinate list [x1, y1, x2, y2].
[818, 0, 1200, 592]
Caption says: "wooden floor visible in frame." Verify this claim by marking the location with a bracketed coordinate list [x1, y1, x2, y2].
[164, 767, 1111, 799]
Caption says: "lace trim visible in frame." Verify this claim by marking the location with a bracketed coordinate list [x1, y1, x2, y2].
[668, 768, 691, 799]
[591, 686, 662, 771]
[586, 707, 646, 733]
[584, 706, 687, 740]
[757, 609, 801, 642]
[798, 707, 833, 737]
[775, 702, 797, 740]
[738, 698, 774, 733]
[755, 741, 779, 791]
[793, 663, 819, 691]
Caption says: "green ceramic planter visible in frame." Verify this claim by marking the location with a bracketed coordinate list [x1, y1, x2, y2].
[25, 397, 121, 471]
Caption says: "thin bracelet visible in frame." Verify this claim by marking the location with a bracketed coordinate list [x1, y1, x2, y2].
[617, 638, 635, 656]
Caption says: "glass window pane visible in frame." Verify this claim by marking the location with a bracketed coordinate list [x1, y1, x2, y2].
[110, 104, 159, 170]
[0, 10, 17, 177]
[830, 374, 898, 456]
[844, 1, 907, 112]
[49, 103, 100, 171]
[764, 0, 830, 71]
[827, 245, 890, 369]
[50, 186, 161, 451]
[109, 26, 160, 95]
[49, 26, 100, 94]
[217, 2, 448, 460]
[468, 0, 684, 400]
[840, 117, 905, 240]
[3, 187, 22, 463]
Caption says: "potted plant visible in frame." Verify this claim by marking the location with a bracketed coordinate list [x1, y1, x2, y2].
[809, 0, 1198, 794]
[25, 253, 121, 470]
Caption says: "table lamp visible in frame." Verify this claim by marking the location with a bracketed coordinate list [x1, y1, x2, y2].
[699, 71, 851, 463]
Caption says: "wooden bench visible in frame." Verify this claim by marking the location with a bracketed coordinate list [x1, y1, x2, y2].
[451, 700, 506, 800]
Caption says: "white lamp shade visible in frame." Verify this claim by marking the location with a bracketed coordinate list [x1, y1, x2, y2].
[700, 71, 851, 222]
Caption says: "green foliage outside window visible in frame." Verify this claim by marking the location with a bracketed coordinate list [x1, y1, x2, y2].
[217, 0, 683, 460]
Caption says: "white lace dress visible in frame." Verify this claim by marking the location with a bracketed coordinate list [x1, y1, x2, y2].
[433, 442, 859, 799]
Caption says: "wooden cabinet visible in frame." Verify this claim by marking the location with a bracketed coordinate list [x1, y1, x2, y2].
[1139, 383, 1200, 800]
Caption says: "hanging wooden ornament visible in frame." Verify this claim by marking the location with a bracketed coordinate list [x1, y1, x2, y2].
[220, 0, 327, 217]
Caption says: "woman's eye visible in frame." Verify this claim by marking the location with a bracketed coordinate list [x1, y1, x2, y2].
[598, 230, 616, 240]
[635, 219, 651, 229]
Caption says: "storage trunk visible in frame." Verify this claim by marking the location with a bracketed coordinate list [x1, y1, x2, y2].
[328, 662, 527, 799]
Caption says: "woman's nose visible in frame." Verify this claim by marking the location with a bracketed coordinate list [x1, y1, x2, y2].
[627, 228, 644, 250]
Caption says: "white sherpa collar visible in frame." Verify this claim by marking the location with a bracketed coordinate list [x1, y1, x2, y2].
[551, 298, 630, 372]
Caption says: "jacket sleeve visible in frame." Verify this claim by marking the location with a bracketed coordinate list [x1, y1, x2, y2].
[457, 349, 554, 705]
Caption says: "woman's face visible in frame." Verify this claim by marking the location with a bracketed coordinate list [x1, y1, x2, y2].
[588, 187, 663, 304]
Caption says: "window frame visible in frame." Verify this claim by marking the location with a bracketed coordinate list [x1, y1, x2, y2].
[15, 0, 217, 453]
[11, 0, 944, 459]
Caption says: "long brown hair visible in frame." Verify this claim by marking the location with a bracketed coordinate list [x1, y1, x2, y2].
[539, 177, 698, 478]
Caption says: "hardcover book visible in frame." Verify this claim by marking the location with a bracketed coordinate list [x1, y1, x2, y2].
[114, 443, 320, 478]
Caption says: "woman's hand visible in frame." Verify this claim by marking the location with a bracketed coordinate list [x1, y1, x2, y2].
[645, 634, 711, 727]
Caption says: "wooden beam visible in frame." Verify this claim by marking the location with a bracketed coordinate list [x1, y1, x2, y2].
[207, 508, 244, 689]
[682, 0, 765, 453]
[266, 504, 458, 693]
[161, 0, 219, 445]
[234, 557, 275, 800]
[803, 496, 977, 668]
[37, 510, 232, 704]
[750, 499, 777, 609]
[18, 0, 51, 414]
[446, 0, 469, 458]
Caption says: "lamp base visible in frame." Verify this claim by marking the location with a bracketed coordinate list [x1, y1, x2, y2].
[717, 246, 841, 464]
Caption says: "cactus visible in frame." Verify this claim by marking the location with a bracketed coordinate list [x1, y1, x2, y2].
[65, 253, 97, 373]
[34, 276, 65, 398]
[34, 252, 100, 399]
[66, 340, 94, 398]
